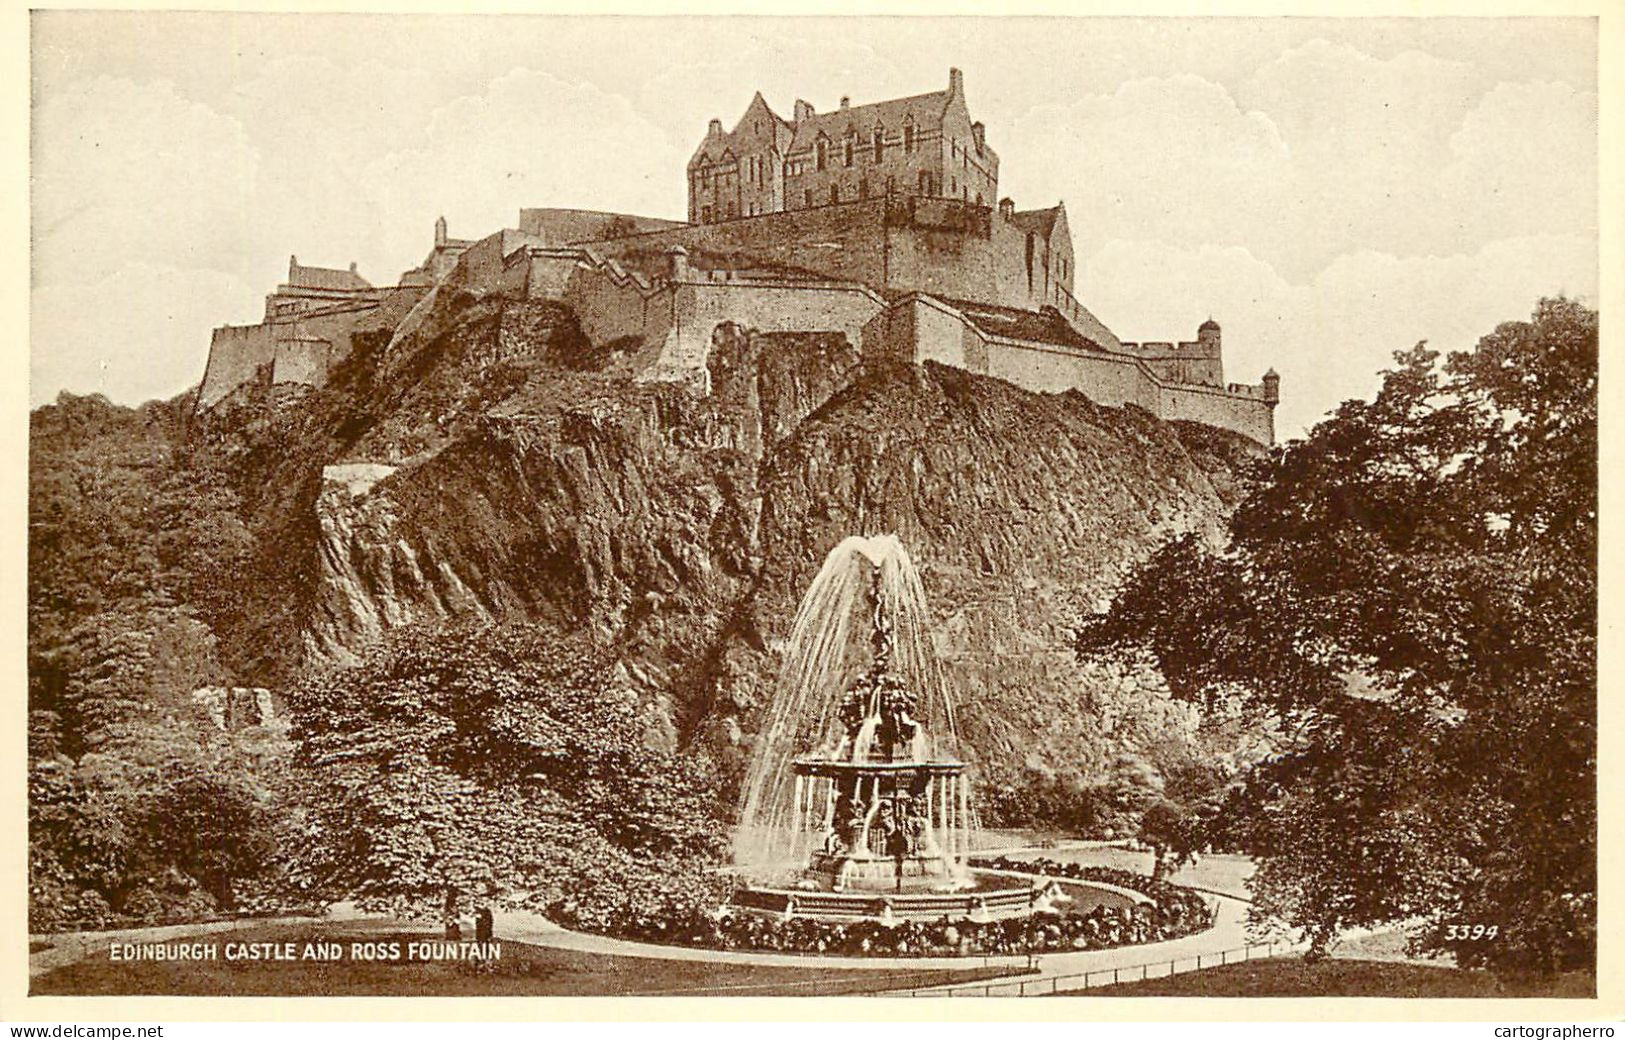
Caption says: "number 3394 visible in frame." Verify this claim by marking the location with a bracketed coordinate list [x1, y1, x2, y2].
[1444, 924, 1499, 941]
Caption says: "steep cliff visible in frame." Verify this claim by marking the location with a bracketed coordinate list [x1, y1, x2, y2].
[176, 288, 1257, 791]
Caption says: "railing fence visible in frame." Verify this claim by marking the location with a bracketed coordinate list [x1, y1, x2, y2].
[904, 940, 1293, 997]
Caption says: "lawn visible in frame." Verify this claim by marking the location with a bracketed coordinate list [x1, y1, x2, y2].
[31, 920, 1020, 998]
[1073, 956, 1595, 998]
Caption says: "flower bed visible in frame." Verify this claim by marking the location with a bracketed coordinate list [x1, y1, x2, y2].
[547, 858, 1214, 958]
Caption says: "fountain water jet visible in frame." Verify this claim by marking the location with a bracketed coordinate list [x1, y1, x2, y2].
[731, 535, 1046, 920]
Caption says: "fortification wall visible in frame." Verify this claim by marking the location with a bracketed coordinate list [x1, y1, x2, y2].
[272, 340, 331, 387]
[199, 324, 278, 409]
[585, 199, 891, 287]
[564, 261, 666, 348]
[648, 278, 886, 380]
[1122, 339, 1224, 387]
[519, 208, 684, 246]
[1161, 382, 1275, 444]
[874, 295, 1274, 443]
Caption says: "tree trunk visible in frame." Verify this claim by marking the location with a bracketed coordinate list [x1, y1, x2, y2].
[443, 885, 461, 940]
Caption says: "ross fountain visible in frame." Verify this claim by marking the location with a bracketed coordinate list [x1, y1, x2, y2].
[731, 535, 1057, 922]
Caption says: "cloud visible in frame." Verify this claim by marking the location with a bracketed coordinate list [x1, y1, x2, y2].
[1004, 75, 1291, 251]
[362, 68, 690, 265]
[1438, 80, 1598, 243]
[31, 76, 261, 288]
[31, 263, 262, 407]
[1081, 233, 1597, 439]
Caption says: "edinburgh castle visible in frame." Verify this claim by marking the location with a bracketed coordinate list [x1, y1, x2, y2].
[198, 69, 1280, 444]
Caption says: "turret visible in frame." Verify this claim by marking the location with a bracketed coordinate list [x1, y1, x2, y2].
[434, 215, 447, 247]
[1262, 367, 1280, 404]
[1198, 317, 1221, 353]
[666, 245, 691, 282]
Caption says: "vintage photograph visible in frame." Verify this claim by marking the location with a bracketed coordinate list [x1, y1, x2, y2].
[23, 10, 1600, 1008]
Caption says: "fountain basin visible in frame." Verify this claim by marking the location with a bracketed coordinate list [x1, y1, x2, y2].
[732, 870, 1055, 922]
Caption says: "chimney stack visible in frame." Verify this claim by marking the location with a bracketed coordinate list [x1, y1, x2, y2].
[840, 95, 850, 110]
[998, 197, 1014, 219]
[434, 215, 447, 246]
[949, 67, 964, 98]
[708, 118, 723, 136]
[794, 99, 814, 122]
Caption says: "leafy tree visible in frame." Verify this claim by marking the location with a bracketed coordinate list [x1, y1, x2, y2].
[1078, 298, 1596, 971]
[287, 621, 726, 929]
[134, 772, 278, 910]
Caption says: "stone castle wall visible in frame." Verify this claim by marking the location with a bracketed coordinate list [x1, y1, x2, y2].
[865, 295, 1275, 444]
[199, 323, 279, 409]
[510, 247, 1275, 443]
[272, 339, 332, 387]
[198, 285, 428, 411]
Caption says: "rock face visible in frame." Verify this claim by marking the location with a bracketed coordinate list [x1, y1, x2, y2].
[191, 290, 1257, 787]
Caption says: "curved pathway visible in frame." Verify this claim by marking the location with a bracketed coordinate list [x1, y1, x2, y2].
[492, 874, 1253, 984]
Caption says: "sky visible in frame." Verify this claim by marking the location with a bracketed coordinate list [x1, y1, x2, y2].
[29, 14, 1599, 439]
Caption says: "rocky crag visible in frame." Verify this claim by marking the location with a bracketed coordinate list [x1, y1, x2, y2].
[111, 282, 1259, 795]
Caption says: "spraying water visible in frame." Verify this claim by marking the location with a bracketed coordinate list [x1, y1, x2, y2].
[733, 534, 971, 879]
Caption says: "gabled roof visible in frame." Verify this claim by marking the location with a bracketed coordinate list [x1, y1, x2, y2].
[940, 297, 1108, 354]
[786, 90, 950, 154]
[690, 92, 794, 169]
[1010, 205, 1063, 240]
[287, 258, 372, 292]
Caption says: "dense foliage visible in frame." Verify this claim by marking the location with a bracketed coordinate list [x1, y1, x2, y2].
[552, 858, 1211, 957]
[287, 622, 727, 924]
[1077, 298, 1596, 972]
[27, 394, 303, 930]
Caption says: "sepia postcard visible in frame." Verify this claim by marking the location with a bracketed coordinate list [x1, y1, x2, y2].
[10, 3, 1618, 1026]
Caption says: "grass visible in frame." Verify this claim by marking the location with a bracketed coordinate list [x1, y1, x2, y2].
[31, 920, 1018, 998]
[1074, 956, 1595, 998]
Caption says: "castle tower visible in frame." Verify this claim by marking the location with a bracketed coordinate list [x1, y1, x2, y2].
[434, 215, 447, 247]
[1198, 317, 1221, 351]
[1262, 368, 1280, 404]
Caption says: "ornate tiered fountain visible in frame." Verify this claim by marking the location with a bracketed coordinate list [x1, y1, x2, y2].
[794, 569, 972, 893]
[732, 535, 1055, 922]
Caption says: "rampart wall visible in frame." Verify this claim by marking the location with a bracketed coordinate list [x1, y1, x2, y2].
[198, 284, 429, 412]
[868, 295, 1275, 444]
[199, 324, 279, 409]
[272, 340, 332, 387]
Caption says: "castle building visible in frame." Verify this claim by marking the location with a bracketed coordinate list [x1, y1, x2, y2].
[199, 70, 1280, 445]
[689, 68, 998, 223]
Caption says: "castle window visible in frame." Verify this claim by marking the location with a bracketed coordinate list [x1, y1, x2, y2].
[976, 193, 983, 206]
[844, 139, 854, 167]
[703, 205, 713, 223]
[874, 127, 884, 162]
[804, 189, 812, 208]
[918, 170, 930, 194]
[904, 123, 915, 153]
[829, 184, 840, 205]
[816, 139, 828, 171]
[859, 178, 868, 199]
